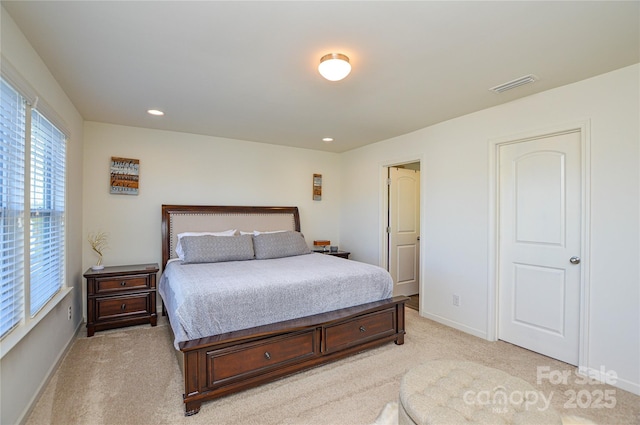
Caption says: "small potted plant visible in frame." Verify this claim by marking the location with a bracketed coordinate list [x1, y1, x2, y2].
[88, 231, 108, 270]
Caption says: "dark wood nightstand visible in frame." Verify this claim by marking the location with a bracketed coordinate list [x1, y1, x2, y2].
[84, 263, 159, 337]
[313, 250, 351, 259]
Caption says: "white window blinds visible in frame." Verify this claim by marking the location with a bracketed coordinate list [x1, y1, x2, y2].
[0, 76, 67, 338]
[0, 79, 26, 337]
[30, 110, 66, 316]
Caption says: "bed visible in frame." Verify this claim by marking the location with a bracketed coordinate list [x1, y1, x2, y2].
[159, 205, 407, 415]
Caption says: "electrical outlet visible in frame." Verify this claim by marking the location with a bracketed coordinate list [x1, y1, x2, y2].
[68, 306, 72, 320]
[452, 294, 460, 307]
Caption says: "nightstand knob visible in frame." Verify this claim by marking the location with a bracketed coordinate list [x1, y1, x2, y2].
[359, 325, 366, 333]
[121, 303, 126, 311]
[120, 281, 127, 286]
[264, 352, 271, 360]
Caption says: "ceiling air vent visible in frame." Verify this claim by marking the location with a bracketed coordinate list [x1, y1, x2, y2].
[489, 74, 537, 93]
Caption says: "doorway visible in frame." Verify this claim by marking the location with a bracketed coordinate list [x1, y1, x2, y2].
[385, 163, 421, 304]
[494, 128, 587, 366]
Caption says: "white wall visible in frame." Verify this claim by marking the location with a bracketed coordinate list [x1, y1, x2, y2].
[0, 8, 85, 425]
[340, 64, 640, 395]
[82, 121, 341, 274]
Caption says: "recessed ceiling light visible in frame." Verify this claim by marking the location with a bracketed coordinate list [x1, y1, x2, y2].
[322, 137, 334, 143]
[147, 109, 164, 116]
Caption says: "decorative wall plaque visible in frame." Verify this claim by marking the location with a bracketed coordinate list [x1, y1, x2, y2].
[313, 174, 322, 201]
[110, 157, 139, 195]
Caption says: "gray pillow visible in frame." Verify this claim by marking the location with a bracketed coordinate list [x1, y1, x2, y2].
[253, 231, 311, 260]
[181, 234, 254, 263]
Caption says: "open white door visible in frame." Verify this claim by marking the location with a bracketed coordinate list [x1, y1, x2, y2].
[498, 131, 582, 365]
[389, 167, 420, 296]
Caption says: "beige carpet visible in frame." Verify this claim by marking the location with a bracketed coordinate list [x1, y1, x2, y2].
[26, 310, 639, 425]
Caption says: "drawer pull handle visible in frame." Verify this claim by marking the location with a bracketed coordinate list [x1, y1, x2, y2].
[121, 303, 126, 311]
[120, 281, 127, 286]
[264, 352, 271, 360]
[359, 325, 366, 333]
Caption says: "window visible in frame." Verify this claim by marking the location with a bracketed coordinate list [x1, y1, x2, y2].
[0, 79, 26, 337]
[0, 77, 67, 339]
[30, 109, 66, 315]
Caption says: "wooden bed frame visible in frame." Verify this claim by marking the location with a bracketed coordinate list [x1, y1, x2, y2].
[161, 205, 407, 416]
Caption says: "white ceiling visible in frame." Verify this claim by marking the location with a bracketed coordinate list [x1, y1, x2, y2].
[3, 1, 639, 153]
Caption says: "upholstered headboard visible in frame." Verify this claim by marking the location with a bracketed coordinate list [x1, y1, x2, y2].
[161, 205, 301, 268]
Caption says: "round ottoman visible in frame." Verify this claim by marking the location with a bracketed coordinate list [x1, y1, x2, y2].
[399, 360, 562, 425]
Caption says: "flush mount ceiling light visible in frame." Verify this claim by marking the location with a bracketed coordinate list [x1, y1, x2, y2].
[318, 53, 351, 81]
[147, 109, 164, 116]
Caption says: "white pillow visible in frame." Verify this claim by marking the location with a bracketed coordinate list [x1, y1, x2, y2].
[175, 229, 236, 260]
[239, 230, 287, 236]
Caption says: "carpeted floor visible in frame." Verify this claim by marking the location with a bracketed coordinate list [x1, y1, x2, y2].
[25, 309, 639, 425]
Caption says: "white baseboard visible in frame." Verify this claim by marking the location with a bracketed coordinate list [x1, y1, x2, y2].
[420, 311, 488, 340]
[578, 365, 640, 396]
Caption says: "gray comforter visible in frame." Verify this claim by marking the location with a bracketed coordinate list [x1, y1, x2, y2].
[159, 253, 393, 349]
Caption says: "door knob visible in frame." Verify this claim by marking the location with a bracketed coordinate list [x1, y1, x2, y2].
[569, 256, 581, 265]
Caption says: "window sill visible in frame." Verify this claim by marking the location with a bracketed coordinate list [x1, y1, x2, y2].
[0, 287, 73, 358]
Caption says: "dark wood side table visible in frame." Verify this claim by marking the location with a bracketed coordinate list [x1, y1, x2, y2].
[313, 250, 351, 259]
[84, 263, 159, 337]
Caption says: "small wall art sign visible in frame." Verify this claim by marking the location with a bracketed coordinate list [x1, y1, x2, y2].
[313, 173, 322, 201]
[110, 157, 139, 195]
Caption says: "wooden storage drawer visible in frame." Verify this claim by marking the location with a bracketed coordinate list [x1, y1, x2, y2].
[95, 275, 149, 294]
[207, 330, 318, 387]
[95, 293, 151, 321]
[323, 308, 396, 353]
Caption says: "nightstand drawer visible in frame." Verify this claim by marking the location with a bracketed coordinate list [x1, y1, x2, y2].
[95, 275, 149, 294]
[95, 293, 151, 321]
